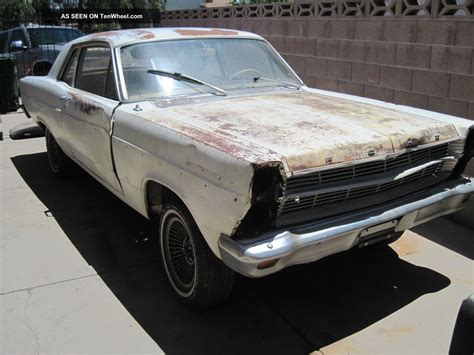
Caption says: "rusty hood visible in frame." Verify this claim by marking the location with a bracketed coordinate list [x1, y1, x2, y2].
[149, 91, 458, 172]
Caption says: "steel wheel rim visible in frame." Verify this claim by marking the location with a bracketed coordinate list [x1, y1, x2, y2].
[163, 213, 197, 296]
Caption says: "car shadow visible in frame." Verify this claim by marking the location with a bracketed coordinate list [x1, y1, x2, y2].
[12, 152, 451, 354]
[412, 218, 474, 259]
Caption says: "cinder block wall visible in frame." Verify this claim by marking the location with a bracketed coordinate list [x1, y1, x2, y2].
[162, 4, 474, 120]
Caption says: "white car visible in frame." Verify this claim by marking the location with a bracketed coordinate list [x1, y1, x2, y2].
[20, 27, 474, 307]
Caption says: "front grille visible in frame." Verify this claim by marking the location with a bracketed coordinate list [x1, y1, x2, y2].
[279, 162, 443, 215]
[285, 142, 451, 194]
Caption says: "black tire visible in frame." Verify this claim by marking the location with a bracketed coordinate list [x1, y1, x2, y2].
[45, 128, 74, 177]
[159, 202, 235, 308]
[449, 294, 474, 355]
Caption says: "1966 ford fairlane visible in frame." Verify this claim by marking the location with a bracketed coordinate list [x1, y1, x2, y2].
[20, 27, 474, 307]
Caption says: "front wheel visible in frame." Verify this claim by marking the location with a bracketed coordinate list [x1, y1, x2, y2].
[159, 203, 235, 308]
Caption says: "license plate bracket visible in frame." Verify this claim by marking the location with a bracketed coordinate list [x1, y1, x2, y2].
[358, 220, 398, 248]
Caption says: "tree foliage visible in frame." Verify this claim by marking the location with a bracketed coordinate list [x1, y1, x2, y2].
[1, 0, 36, 27]
[1, 0, 163, 30]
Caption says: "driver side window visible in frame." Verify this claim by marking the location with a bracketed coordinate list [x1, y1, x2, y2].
[75, 46, 118, 100]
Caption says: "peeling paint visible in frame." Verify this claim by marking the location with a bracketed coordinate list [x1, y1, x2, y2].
[70, 93, 103, 115]
[132, 29, 155, 40]
[152, 91, 458, 172]
[91, 30, 118, 37]
[90, 29, 155, 41]
[139, 108, 284, 166]
[174, 28, 239, 36]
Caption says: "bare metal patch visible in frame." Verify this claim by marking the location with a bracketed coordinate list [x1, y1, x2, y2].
[132, 29, 155, 39]
[174, 28, 239, 36]
[90, 31, 119, 38]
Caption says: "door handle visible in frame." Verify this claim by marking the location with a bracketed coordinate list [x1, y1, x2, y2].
[60, 95, 71, 101]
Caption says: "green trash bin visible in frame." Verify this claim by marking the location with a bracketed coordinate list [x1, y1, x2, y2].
[0, 56, 20, 114]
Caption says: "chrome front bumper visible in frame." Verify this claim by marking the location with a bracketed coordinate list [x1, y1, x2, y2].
[219, 178, 474, 277]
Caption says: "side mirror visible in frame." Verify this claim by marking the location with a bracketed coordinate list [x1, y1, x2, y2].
[9, 40, 28, 51]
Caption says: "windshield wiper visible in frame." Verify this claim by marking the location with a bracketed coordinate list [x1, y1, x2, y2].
[253, 76, 301, 90]
[147, 69, 228, 96]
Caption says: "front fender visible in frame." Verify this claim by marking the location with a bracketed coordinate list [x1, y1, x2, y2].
[111, 108, 256, 257]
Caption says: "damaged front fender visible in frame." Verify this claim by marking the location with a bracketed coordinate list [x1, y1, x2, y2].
[232, 162, 285, 240]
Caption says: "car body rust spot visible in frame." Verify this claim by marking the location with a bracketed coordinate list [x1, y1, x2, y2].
[132, 29, 155, 39]
[70, 93, 102, 115]
[176, 124, 250, 157]
[174, 28, 239, 36]
[90, 31, 119, 38]
[90, 29, 155, 40]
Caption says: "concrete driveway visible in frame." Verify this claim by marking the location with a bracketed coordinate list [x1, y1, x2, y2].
[1, 111, 473, 354]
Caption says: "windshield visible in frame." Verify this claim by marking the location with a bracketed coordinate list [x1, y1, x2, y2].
[27, 28, 83, 46]
[120, 38, 301, 100]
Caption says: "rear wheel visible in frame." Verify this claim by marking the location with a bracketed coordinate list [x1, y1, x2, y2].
[45, 128, 74, 177]
[159, 202, 235, 308]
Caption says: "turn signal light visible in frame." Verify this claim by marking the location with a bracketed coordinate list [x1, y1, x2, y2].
[257, 259, 279, 270]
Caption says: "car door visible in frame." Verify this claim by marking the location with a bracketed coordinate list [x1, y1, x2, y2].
[61, 44, 122, 193]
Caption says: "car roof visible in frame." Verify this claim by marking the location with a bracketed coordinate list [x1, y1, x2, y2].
[48, 27, 265, 79]
[69, 27, 263, 48]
